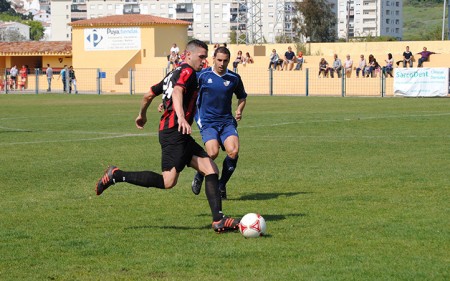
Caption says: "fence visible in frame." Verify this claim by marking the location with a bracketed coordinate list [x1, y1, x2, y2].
[0, 66, 437, 97]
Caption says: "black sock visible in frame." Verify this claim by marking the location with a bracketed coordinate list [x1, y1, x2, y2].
[205, 174, 223, 221]
[113, 170, 165, 189]
[220, 155, 238, 187]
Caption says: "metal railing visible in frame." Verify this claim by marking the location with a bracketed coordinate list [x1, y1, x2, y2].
[0, 67, 407, 97]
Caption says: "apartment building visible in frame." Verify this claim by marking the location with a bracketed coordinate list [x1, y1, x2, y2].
[337, 0, 402, 40]
[50, 0, 401, 42]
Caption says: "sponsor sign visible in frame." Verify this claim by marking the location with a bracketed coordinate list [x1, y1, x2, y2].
[84, 28, 141, 51]
[394, 68, 448, 97]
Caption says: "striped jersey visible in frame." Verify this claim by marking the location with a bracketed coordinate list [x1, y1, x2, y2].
[151, 63, 199, 131]
[195, 67, 247, 128]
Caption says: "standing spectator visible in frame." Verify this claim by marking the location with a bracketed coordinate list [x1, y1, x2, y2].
[330, 54, 342, 78]
[402, 46, 413, 68]
[383, 53, 394, 77]
[58, 65, 68, 93]
[268, 49, 280, 70]
[9, 65, 18, 90]
[18, 65, 27, 90]
[355, 55, 366, 78]
[294, 51, 304, 71]
[344, 54, 353, 77]
[45, 64, 53, 92]
[282, 46, 296, 71]
[232, 50, 243, 72]
[94, 39, 240, 233]
[69, 66, 78, 94]
[318, 58, 330, 78]
[417, 47, 436, 67]
[170, 43, 179, 55]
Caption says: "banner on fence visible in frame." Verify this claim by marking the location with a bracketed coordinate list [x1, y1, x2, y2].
[84, 28, 141, 51]
[394, 68, 448, 97]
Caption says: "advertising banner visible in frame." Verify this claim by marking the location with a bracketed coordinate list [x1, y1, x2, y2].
[394, 68, 448, 97]
[84, 28, 141, 51]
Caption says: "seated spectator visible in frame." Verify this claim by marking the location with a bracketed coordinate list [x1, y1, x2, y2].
[344, 54, 353, 77]
[417, 47, 436, 67]
[282, 46, 296, 71]
[243, 52, 254, 65]
[355, 55, 366, 78]
[402, 46, 413, 68]
[366, 55, 381, 77]
[167, 51, 179, 70]
[383, 53, 394, 77]
[268, 49, 280, 70]
[330, 54, 342, 78]
[294, 51, 304, 71]
[318, 58, 330, 78]
[233, 50, 243, 71]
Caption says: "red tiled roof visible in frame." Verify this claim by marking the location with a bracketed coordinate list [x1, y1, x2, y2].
[0, 41, 72, 55]
[70, 14, 190, 27]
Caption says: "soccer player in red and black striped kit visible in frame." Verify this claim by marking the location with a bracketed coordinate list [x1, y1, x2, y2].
[95, 40, 239, 233]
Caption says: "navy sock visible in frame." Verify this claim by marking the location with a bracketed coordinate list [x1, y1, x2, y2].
[113, 170, 165, 189]
[205, 174, 223, 221]
[220, 155, 238, 187]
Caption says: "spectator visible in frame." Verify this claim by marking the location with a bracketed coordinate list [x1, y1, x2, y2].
[344, 54, 353, 77]
[170, 43, 179, 55]
[45, 63, 53, 92]
[268, 49, 280, 70]
[243, 52, 254, 64]
[69, 66, 78, 94]
[318, 58, 330, 78]
[232, 50, 243, 72]
[18, 65, 27, 90]
[417, 47, 436, 67]
[294, 51, 304, 71]
[9, 65, 18, 90]
[402, 46, 413, 68]
[383, 53, 394, 77]
[58, 65, 68, 93]
[167, 51, 179, 71]
[366, 55, 380, 77]
[211, 43, 219, 57]
[355, 55, 366, 78]
[282, 46, 296, 71]
[330, 54, 342, 78]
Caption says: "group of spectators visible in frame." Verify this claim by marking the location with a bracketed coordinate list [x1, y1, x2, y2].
[266, 45, 437, 78]
[1, 65, 29, 91]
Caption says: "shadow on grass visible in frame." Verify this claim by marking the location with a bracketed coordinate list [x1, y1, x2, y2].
[236, 191, 312, 201]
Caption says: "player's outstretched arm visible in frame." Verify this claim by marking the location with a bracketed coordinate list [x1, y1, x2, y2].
[136, 89, 157, 129]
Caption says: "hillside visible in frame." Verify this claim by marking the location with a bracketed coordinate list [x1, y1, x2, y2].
[403, 1, 447, 40]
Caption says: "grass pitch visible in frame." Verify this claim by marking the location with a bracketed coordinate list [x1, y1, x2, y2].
[0, 94, 449, 280]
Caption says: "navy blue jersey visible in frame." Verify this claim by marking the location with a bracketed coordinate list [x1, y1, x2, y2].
[151, 63, 199, 131]
[195, 67, 247, 128]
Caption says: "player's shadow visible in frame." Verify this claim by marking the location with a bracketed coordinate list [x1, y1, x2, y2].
[236, 191, 311, 201]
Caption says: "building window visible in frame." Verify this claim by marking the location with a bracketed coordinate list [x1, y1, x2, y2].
[386, 19, 390, 24]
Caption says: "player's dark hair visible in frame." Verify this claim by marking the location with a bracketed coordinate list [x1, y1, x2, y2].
[214, 46, 230, 58]
[186, 39, 208, 52]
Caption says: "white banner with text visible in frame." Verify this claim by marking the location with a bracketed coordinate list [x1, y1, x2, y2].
[84, 28, 141, 51]
[394, 68, 448, 97]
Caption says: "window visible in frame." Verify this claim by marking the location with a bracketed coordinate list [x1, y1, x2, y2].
[107, 4, 112, 10]
[386, 19, 390, 24]
[386, 10, 390, 15]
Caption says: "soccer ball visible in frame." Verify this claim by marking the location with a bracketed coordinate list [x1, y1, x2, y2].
[239, 213, 266, 238]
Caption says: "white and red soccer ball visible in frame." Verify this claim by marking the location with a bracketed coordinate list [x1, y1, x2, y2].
[239, 213, 266, 238]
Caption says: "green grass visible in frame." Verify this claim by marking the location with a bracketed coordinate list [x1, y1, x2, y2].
[0, 94, 449, 280]
[403, 3, 446, 40]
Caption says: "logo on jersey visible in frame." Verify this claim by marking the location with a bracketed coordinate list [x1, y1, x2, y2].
[223, 80, 230, 87]
[207, 78, 213, 84]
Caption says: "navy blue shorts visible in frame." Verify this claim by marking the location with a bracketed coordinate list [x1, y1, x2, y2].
[200, 121, 238, 149]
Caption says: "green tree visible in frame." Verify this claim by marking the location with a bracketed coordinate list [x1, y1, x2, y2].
[293, 0, 336, 42]
[25, 20, 45, 41]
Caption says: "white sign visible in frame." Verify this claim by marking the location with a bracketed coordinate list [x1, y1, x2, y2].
[394, 68, 449, 97]
[84, 28, 141, 51]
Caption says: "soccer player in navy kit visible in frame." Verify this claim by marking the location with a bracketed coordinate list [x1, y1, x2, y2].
[191, 46, 247, 199]
[95, 40, 239, 233]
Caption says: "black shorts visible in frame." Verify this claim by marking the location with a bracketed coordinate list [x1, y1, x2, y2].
[159, 127, 209, 173]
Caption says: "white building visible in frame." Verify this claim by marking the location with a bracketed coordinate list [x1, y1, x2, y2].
[337, 0, 402, 40]
[50, 0, 401, 42]
[0, 21, 30, 41]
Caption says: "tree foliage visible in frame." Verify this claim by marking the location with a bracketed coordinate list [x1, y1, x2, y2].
[293, 0, 337, 43]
